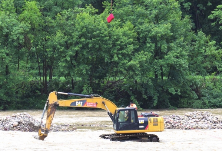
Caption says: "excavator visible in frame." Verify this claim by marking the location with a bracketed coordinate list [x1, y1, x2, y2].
[36, 91, 164, 142]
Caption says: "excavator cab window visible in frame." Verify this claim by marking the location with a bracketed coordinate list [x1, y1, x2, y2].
[113, 110, 118, 130]
[113, 108, 139, 131]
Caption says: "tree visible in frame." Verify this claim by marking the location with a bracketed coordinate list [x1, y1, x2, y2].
[54, 5, 138, 97]
[109, 0, 196, 108]
[0, 0, 30, 109]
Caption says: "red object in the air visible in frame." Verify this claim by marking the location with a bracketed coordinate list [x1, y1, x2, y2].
[107, 13, 114, 23]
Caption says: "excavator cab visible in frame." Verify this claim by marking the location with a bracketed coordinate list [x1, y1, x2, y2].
[113, 108, 139, 131]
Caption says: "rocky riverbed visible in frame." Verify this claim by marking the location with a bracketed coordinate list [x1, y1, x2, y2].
[0, 111, 221, 132]
[1, 109, 222, 151]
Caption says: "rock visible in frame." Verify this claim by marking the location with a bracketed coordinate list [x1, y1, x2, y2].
[13, 122, 19, 127]
[164, 111, 222, 130]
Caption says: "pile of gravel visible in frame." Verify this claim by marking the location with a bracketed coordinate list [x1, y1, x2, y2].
[0, 113, 41, 132]
[0, 112, 79, 132]
[164, 111, 222, 130]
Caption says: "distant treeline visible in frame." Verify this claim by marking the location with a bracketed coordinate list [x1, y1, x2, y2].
[1, 0, 222, 110]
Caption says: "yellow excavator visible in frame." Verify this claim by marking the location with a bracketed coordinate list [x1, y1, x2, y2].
[36, 91, 164, 142]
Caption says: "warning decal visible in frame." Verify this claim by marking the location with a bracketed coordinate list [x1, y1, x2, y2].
[86, 102, 97, 107]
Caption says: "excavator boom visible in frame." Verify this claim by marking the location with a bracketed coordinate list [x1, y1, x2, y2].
[37, 91, 117, 140]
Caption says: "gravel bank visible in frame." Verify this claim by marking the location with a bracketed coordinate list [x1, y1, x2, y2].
[0, 109, 222, 151]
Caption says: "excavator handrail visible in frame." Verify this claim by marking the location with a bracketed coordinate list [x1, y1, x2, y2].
[57, 92, 94, 98]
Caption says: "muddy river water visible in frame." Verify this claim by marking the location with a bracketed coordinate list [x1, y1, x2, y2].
[0, 109, 222, 151]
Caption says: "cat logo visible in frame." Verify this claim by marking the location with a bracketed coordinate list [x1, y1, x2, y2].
[70, 100, 86, 107]
[76, 101, 83, 106]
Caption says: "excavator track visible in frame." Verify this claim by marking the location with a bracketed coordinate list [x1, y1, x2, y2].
[99, 133, 159, 142]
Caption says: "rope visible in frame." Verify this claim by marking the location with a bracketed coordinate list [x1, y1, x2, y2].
[111, 0, 113, 12]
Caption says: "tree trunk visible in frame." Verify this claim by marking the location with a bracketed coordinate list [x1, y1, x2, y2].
[49, 65, 53, 81]
[72, 78, 74, 90]
[43, 60, 48, 94]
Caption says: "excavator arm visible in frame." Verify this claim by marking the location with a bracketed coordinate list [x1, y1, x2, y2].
[37, 91, 117, 140]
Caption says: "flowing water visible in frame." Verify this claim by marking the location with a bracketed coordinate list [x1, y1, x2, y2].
[0, 108, 222, 151]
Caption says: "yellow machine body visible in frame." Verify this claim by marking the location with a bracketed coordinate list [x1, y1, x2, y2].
[37, 91, 164, 140]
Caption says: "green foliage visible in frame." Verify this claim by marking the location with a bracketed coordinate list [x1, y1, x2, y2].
[201, 76, 222, 108]
[0, 0, 15, 14]
[111, 0, 193, 108]
[19, 1, 43, 28]
[1, 0, 222, 110]
[188, 31, 222, 75]
[209, 5, 222, 28]
[185, 76, 222, 108]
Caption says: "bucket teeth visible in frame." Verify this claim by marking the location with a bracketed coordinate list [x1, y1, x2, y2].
[33, 135, 47, 140]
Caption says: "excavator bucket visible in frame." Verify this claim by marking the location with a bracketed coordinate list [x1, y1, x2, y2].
[37, 128, 48, 140]
[34, 104, 56, 140]
[34, 92, 58, 140]
[33, 126, 48, 140]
